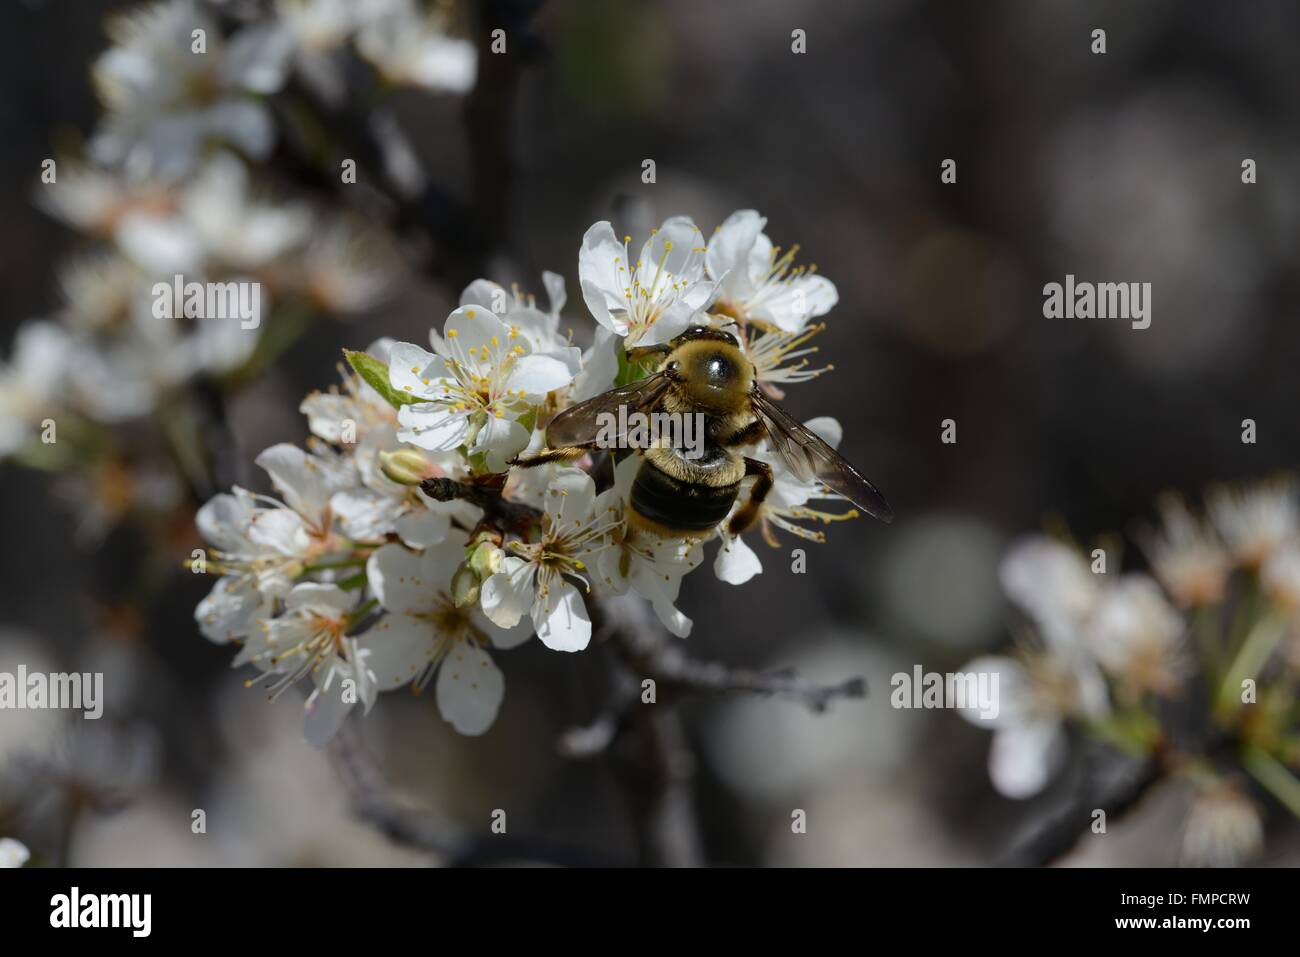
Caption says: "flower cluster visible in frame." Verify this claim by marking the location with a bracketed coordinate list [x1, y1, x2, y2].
[0, 0, 471, 523]
[961, 480, 1300, 866]
[193, 210, 865, 742]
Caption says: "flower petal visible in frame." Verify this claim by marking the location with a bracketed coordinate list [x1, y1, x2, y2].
[532, 577, 591, 652]
[480, 557, 533, 628]
[988, 720, 1066, 799]
[396, 402, 471, 451]
[367, 543, 431, 614]
[436, 642, 504, 735]
[503, 353, 575, 396]
[714, 533, 761, 584]
[359, 611, 434, 690]
[388, 341, 442, 400]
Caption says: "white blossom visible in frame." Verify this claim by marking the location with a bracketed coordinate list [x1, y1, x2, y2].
[706, 209, 837, 333]
[389, 305, 575, 472]
[480, 468, 611, 651]
[958, 649, 1109, 799]
[1086, 574, 1186, 698]
[999, 536, 1101, 650]
[0, 322, 71, 457]
[1139, 493, 1230, 607]
[1208, 479, 1298, 567]
[237, 582, 378, 747]
[91, 0, 294, 177]
[712, 416, 856, 585]
[354, 0, 477, 93]
[579, 217, 717, 347]
[365, 542, 530, 734]
[0, 838, 30, 868]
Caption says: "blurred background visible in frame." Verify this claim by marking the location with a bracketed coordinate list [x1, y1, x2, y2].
[2, 0, 1299, 867]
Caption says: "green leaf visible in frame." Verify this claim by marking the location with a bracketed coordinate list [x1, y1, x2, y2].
[345, 349, 423, 408]
[613, 343, 657, 388]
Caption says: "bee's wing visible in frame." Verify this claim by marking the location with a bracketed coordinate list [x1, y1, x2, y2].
[545, 371, 675, 447]
[750, 387, 894, 523]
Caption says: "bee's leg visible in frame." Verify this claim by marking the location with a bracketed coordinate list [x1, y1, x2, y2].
[723, 419, 766, 448]
[509, 444, 594, 468]
[727, 457, 773, 535]
[625, 343, 672, 364]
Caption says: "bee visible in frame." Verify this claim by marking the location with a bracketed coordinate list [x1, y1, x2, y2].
[511, 326, 893, 538]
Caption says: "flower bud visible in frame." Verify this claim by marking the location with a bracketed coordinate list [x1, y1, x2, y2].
[379, 448, 434, 486]
[469, 540, 504, 579]
[450, 561, 480, 607]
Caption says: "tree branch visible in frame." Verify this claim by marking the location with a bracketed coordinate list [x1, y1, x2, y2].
[994, 743, 1161, 867]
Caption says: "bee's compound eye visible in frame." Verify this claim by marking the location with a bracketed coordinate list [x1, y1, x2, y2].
[705, 355, 731, 382]
[666, 360, 681, 373]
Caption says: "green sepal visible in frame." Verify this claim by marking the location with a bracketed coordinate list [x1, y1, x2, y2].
[344, 349, 423, 409]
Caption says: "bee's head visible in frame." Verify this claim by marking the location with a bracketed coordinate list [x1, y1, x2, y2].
[664, 328, 752, 412]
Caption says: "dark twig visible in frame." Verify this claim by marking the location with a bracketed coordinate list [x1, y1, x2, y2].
[995, 743, 1162, 867]
[585, 593, 868, 866]
[595, 592, 868, 713]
